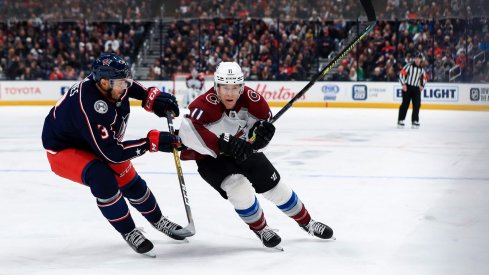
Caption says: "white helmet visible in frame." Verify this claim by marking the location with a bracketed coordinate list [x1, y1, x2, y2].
[214, 61, 244, 92]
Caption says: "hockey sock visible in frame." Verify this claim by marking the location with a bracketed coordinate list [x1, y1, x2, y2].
[221, 174, 267, 231]
[121, 176, 162, 224]
[85, 161, 135, 234]
[235, 196, 267, 231]
[278, 191, 311, 225]
[97, 190, 135, 234]
[263, 182, 311, 226]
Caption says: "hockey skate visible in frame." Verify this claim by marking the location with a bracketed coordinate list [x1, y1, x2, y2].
[253, 226, 282, 250]
[412, 121, 420, 129]
[123, 228, 154, 254]
[397, 120, 405, 128]
[300, 219, 334, 240]
[152, 216, 187, 240]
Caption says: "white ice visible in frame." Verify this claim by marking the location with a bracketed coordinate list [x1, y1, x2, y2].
[0, 106, 488, 275]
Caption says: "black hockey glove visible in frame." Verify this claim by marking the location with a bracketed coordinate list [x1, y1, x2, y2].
[143, 87, 180, 117]
[249, 120, 275, 150]
[147, 130, 183, 152]
[218, 133, 254, 163]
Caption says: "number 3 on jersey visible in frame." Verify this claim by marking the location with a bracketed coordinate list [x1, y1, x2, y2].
[97, 124, 109, 139]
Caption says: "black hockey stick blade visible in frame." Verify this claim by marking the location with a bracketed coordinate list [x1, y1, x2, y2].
[166, 112, 196, 237]
[360, 0, 377, 21]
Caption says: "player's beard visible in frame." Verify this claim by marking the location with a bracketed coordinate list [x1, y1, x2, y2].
[96, 82, 124, 102]
[107, 87, 125, 102]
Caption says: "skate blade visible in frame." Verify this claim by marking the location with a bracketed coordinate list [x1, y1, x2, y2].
[142, 252, 156, 258]
[270, 245, 284, 252]
[179, 238, 190, 243]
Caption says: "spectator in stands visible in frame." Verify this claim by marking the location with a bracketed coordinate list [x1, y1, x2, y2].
[472, 60, 485, 82]
[332, 65, 349, 81]
[241, 59, 251, 79]
[371, 67, 386, 81]
[433, 56, 446, 82]
[348, 67, 357, 81]
[385, 66, 397, 82]
[49, 67, 64, 80]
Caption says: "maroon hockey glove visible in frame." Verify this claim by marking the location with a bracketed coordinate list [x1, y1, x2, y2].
[147, 130, 182, 152]
[249, 121, 275, 150]
[143, 87, 180, 117]
[218, 133, 253, 163]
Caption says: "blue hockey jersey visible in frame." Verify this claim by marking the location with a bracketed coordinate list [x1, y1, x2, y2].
[42, 76, 151, 164]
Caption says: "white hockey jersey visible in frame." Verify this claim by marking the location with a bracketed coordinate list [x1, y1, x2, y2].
[179, 86, 272, 160]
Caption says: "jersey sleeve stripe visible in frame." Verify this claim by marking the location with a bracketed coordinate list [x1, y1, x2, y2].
[123, 140, 147, 149]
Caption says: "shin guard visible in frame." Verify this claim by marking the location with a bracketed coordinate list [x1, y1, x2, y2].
[85, 160, 135, 234]
[222, 174, 267, 231]
[121, 176, 162, 224]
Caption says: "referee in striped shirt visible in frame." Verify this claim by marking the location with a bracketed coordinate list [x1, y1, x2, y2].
[398, 52, 428, 128]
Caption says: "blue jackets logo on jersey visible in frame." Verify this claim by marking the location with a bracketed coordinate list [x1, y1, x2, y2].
[94, 100, 108, 114]
[102, 59, 112, 66]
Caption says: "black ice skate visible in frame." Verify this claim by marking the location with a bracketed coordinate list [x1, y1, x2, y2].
[412, 121, 420, 129]
[397, 120, 405, 128]
[152, 216, 186, 240]
[300, 219, 334, 239]
[122, 228, 154, 254]
[253, 226, 282, 249]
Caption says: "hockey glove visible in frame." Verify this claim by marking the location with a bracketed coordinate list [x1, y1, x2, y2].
[147, 130, 182, 152]
[249, 121, 275, 150]
[143, 87, 180, 117]
[218, 133, 254, 163]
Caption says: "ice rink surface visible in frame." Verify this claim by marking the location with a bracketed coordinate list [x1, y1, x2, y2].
[0, 106, 488, 275]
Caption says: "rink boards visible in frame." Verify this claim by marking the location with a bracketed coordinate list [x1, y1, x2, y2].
[0, 80, 488, 111]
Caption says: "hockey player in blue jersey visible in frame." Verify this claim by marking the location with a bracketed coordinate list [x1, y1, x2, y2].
[42, 53, 186, 255]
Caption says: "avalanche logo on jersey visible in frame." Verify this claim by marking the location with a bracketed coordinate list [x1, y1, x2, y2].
[206, 93, 220, 105]
[247, 90, 260, 102]
[94, 100, 108, 114]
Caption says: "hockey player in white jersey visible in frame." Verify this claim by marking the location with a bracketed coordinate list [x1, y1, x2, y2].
[178, 61, 334, 249]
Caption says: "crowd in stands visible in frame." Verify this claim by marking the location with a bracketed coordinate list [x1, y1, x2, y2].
[0, 0, 156, 81]
[1, 0, 488, 83]
[341, 18, 489, 83]
[0, 20, 147, 80]
[156, 16, 488, 82]
[175, 0, 488, 21]
[0, 0, 161, 22]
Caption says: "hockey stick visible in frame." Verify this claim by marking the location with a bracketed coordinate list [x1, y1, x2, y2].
[165, 112, 195, 237]
[270, 0, 377, 123]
